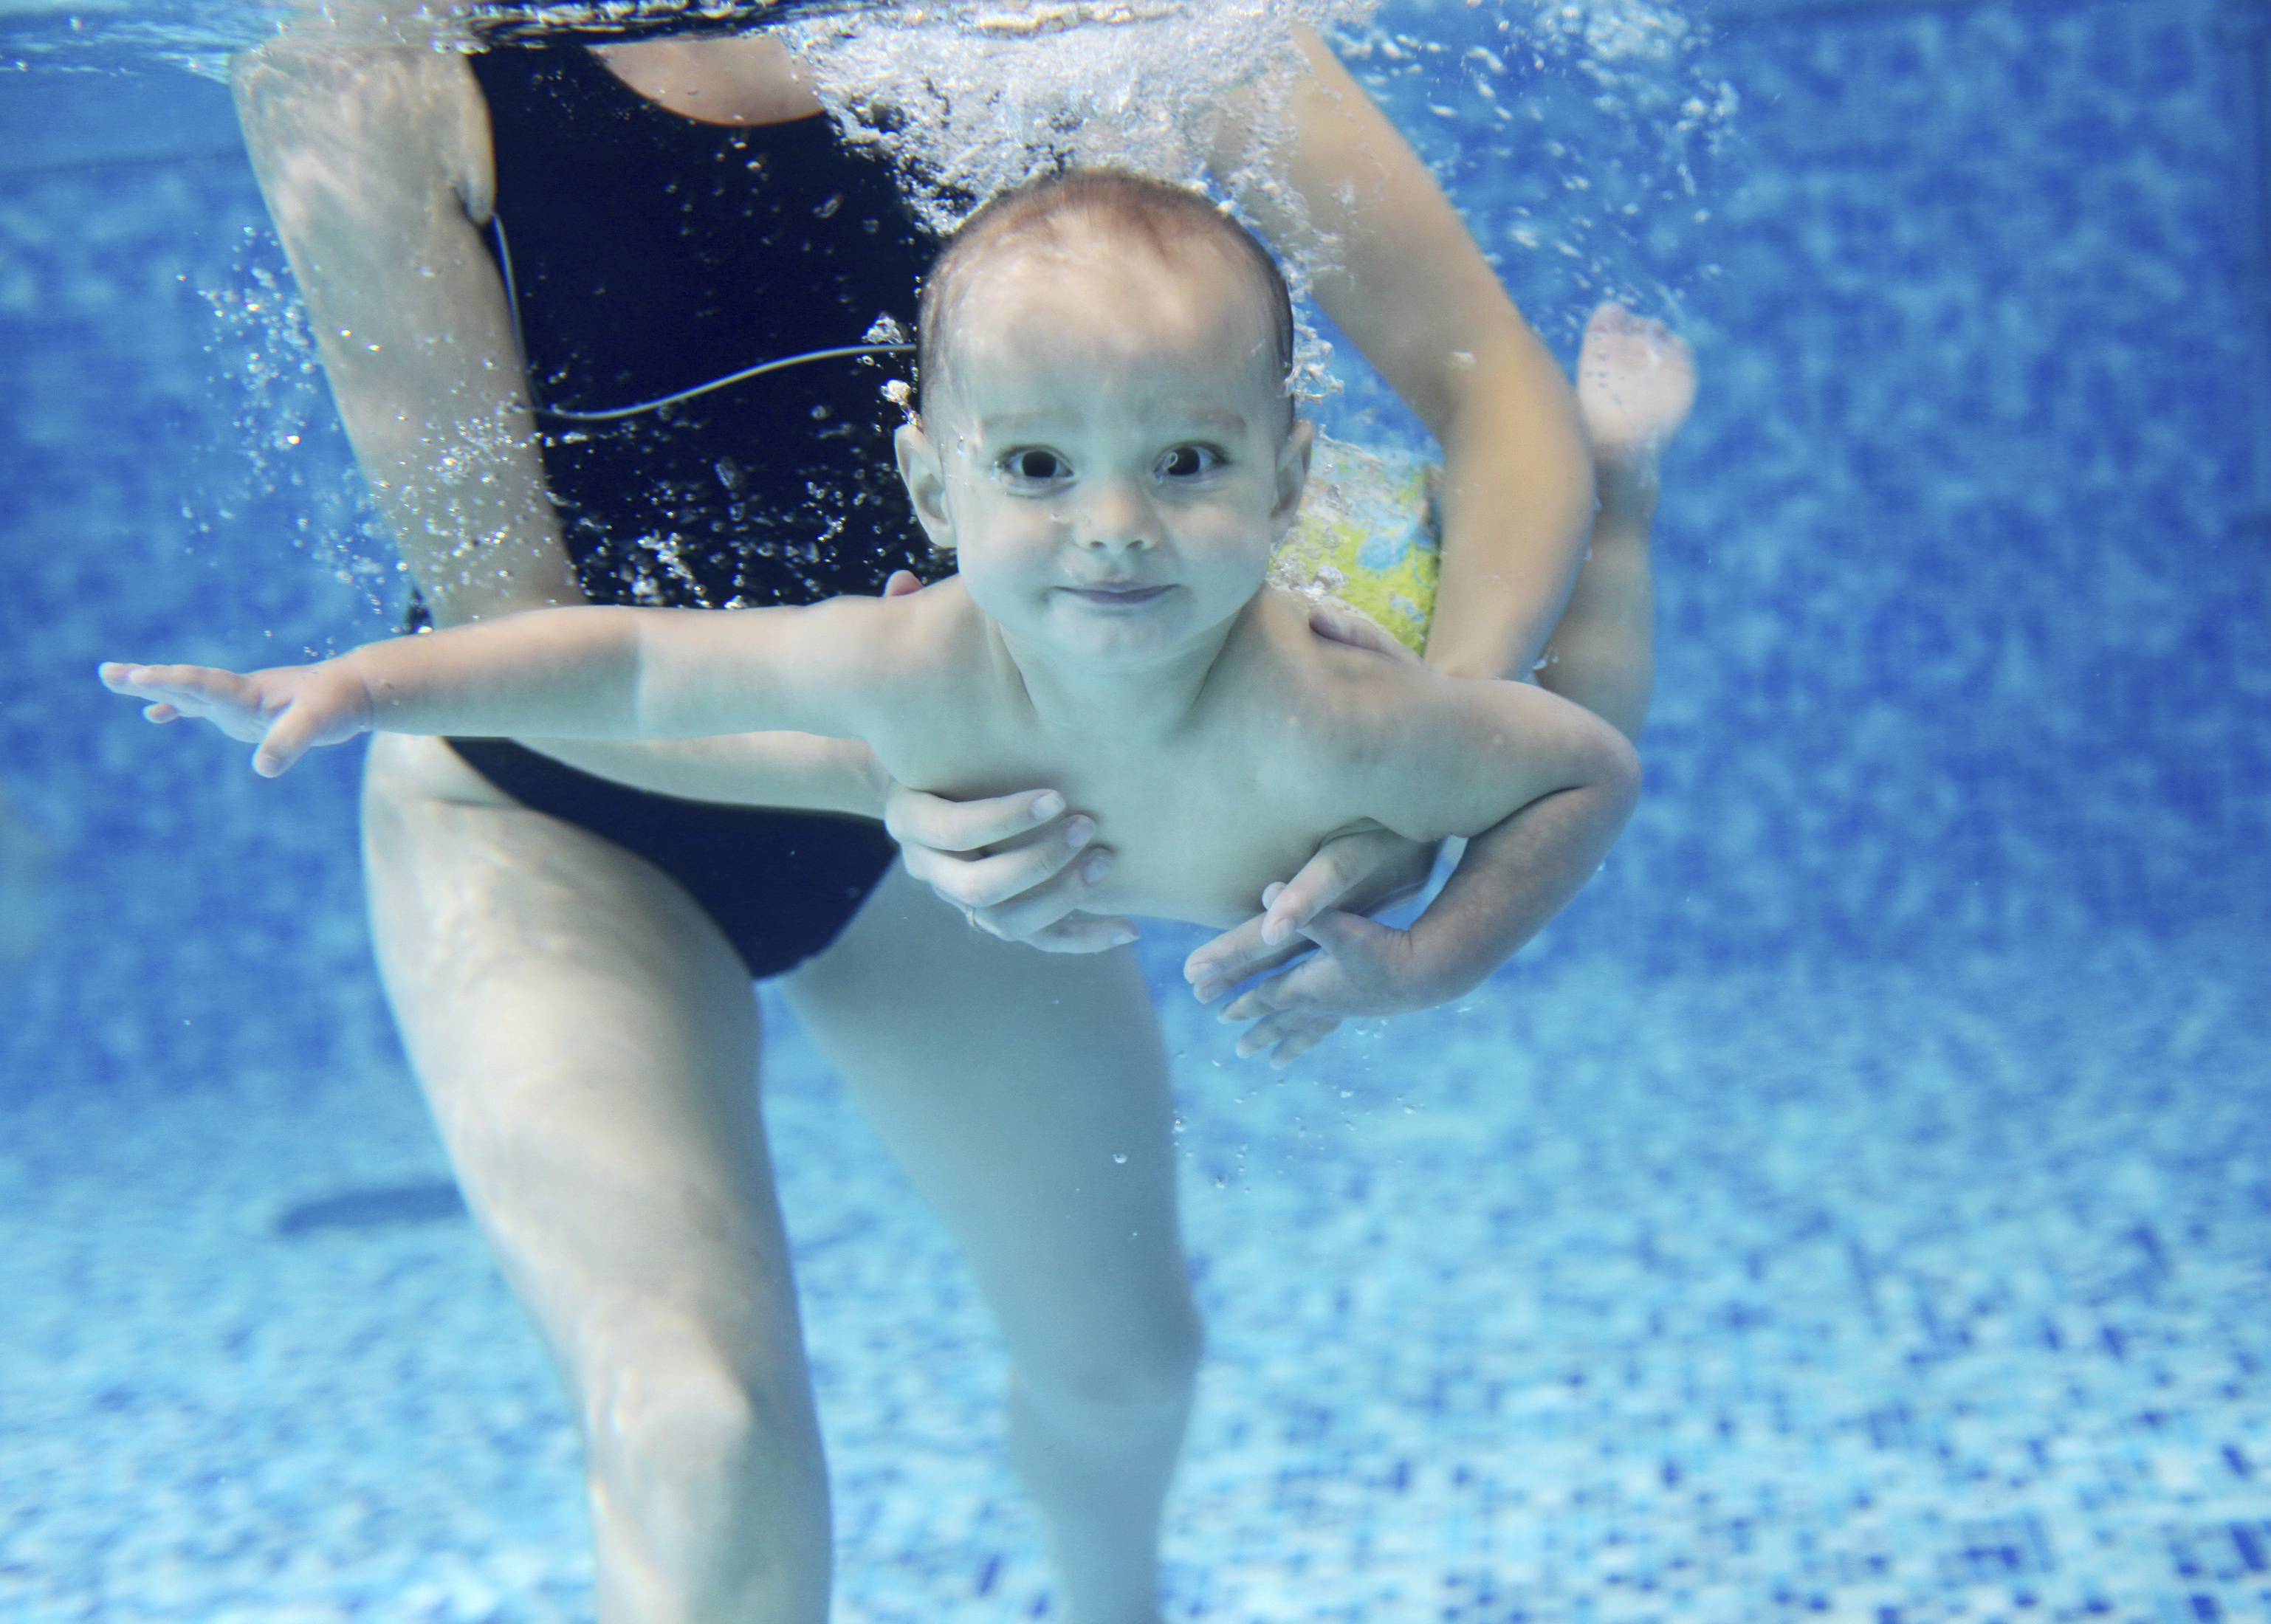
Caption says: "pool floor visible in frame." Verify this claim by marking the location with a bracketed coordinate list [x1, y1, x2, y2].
[4, 924, 2267, 1623]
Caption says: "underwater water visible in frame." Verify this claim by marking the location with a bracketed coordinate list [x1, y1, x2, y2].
[2, 1, 2268, 1620]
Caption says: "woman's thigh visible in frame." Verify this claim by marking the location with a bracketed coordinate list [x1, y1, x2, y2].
[360, 734, 815, 1421]
[782, 863, 1198, 1396]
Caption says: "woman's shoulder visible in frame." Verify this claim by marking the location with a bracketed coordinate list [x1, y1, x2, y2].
[233, 6, 495, 217]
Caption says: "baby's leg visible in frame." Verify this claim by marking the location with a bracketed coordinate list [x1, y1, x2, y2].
[1536, 303, 1697, 742]
[787, 866, 1200, 1624]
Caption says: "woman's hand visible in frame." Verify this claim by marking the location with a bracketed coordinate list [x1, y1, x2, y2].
[883, 780, 1138, 952]
[100, 659, 374, 777]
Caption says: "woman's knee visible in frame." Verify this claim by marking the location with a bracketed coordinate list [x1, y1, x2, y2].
[1024, 1295, 1206, 1420]
[578, 1316, 826, 1513]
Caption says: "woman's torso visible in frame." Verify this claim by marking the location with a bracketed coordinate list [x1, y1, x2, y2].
[468, 34, 943, 610]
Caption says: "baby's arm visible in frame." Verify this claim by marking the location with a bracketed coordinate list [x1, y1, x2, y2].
[100, 597, 905, 777]
[1327, 673, 1640, 1011]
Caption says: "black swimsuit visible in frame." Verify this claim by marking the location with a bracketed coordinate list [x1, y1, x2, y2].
[444, 39, 943, 979]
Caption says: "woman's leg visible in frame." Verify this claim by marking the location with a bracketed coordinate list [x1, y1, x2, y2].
[783, 864, 1200, 1624]
[1536, 302, 1698, 743]
[360, 734, 830, 1624]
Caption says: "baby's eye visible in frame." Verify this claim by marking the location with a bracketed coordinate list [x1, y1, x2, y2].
[1157, 444, 1227, 481]
[997, 448, 1071, 485]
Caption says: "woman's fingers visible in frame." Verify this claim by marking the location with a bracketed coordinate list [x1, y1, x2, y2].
[1306, 600, 1423, 664]
[884, 781, 1068, 856]
[1187, 825, 1435, 1002]
[960, 843, 1130, 945]
[1220, 974, 1292, 1026]
[900, 815, 1094, 907]
[881, 780, 1136, 950]
[1295, 906, 1402, 964]
[1217, 963, 1343, 1063]
[1262, 1015, 1342, 1068]
[882, 569, 924, 598]
[920, 842, 1134, 951]
[1259, 850, 1364, 945]
[1217, 911, 1406, 1021]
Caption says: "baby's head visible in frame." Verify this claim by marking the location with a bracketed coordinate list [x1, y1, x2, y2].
[896, 168, 1313, 668]
[914, 168, 1296, 428]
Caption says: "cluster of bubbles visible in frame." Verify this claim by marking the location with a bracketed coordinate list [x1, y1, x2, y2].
[112, 0, 1733, 584]
[1339, 0, 1734, 336]
[199, 231, 420, 621]
[774, 0, 1729, 420]
[774, 0, 1375, 397]
[776, 1, 1375, 238]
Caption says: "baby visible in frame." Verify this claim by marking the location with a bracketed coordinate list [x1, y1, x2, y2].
[103, 169, 1690, 1025]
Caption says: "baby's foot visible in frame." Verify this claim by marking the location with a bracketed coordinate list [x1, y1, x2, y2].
[1577, 303, 1696, 495]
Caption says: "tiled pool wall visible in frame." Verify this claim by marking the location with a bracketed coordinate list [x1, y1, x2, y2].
[1, 0, 2265, 1101]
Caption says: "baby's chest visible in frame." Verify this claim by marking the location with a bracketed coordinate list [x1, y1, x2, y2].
[874, 684, 1366, 929]
[1065, 771, 1330, 926]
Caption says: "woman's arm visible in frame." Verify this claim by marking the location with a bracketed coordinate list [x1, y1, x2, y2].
[1186, 28, 1600, 1003]
[233, 35, 574, 626]
[231, 24, 887, 816]
[1216, 24, 1598, 684]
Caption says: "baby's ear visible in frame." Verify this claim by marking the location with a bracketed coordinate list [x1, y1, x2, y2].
[1270, 419, 1316, 537]
[894, 420, 955, 551]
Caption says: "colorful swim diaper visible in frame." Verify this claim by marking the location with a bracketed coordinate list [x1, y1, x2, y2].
[1270, 434, 1441, 656]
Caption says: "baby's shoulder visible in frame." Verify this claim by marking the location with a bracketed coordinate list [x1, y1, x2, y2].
[857, 576, 983, 671]
[1243, 588, 1448, 771]
[849, 578, 1005, 740]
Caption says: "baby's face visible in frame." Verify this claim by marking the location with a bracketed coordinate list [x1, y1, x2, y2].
[899, 235, 1306, 670]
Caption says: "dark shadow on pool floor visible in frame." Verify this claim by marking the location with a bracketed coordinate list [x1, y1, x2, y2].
[273, 1180, 465, 1237]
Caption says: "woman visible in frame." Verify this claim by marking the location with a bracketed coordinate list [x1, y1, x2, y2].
[230, 8, 1598, 1620]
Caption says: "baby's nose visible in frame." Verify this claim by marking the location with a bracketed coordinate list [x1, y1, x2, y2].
[1075, 478, 1157, 550]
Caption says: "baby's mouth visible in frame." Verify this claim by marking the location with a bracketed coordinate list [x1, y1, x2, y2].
[1062, 582, 1173, 605]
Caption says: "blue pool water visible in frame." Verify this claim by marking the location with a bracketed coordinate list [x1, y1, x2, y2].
[2, 2, 2268, 1620]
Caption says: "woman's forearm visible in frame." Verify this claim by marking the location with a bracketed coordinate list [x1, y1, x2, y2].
[1426, 362, 1596, 683]
[1218, 25, 1597, 684]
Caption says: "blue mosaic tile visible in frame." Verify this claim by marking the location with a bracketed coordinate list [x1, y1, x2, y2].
[2, 1, 2267, 1619]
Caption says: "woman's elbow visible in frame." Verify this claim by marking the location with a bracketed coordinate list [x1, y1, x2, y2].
[1595, 729, 1643, 824]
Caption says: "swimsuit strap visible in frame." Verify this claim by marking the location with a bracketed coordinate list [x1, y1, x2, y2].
[466, 1, 891, 47]
[488, 210, 914, 422]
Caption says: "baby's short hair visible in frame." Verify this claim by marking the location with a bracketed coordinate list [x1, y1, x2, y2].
[915, 168, 1296, 418]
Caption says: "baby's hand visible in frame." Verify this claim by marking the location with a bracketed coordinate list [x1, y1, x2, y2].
[98, 659, 374, 777]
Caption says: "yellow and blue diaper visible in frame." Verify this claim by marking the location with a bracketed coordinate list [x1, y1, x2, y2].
[1270, 435, 1441, 656]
